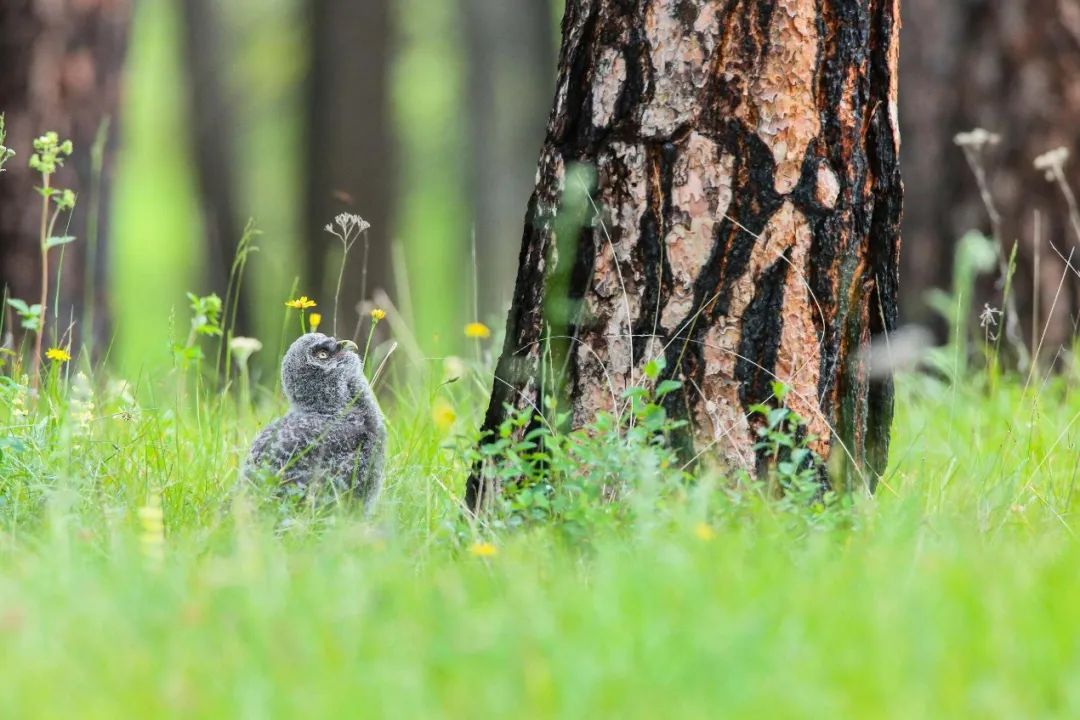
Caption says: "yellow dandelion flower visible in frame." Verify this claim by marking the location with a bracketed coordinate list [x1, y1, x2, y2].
[370, 308, 387, 322]
[465, 322, 491, 339]
[694, 522, 716, 542]
[468, 541, 498, 558]
[285, 296, 317, 310]
[46, 347, 71, 363]
[309, 312, 322, 332]
[432, 399, 456, 432]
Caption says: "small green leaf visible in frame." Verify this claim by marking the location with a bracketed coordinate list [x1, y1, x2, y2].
[655, 379, 682, 398]
[45, 235, 76, 249]
[6, 298, 29, 314]
[767, 408, 789, 429]
[770, 381, 789, 402]
[747, 403, 771, 417]
[643, 356, 666, 380]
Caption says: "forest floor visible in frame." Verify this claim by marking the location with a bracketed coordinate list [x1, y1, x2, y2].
[2, 351, 1079, 718]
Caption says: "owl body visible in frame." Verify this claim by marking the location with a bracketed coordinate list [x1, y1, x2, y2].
[245, 333, 386, 504]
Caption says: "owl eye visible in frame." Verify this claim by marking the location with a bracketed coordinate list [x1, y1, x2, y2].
[315, 349, 331, 360]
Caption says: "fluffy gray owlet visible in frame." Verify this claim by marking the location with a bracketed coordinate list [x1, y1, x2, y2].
[245, 333, 386, 505]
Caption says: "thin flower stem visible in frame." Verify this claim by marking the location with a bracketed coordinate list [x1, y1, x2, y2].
[960, 145, 1030, 372]
[360, 229, 370, 321]
[333, 239, 348, 337]
[31, 174, 50, 389]
[363, 318, 379, 369]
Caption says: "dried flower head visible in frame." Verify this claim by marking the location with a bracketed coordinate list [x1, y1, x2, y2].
[954, 128, 1001, 151]
[979, 304, 1002, 332]
[324, 213, 371, 249]
[1034, 147, 1070, 181]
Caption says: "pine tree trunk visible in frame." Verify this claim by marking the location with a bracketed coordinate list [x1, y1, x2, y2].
[0, 0, 130, 351]
[179, 0, 252, 335]
[897, 0, 964, 333]
[305, 0, 394, 339]
[469, 0, 902, 508]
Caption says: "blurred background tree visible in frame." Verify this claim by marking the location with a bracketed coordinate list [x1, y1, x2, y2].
[305, 0, 394, 336]
[179, 0, 253, 335]
[463, 0, 555, 319]
[901, 0, 1080, 364]
[5, 0, 1080, 380]
[0, 0, 131, 351]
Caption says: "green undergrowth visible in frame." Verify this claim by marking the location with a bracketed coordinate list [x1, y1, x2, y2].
[3, 346, 1080, 717]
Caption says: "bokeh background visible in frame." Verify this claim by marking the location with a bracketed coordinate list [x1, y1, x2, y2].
[2, 0, 1079, 379]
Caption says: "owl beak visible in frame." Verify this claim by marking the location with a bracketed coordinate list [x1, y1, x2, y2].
[337, 339, 359, 354]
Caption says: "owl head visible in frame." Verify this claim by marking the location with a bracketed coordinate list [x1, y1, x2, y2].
[281, 333, 367, 413]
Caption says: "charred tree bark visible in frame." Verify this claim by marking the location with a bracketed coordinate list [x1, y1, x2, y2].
[0, 0, 130, 350]
[179, 0, 252, 335]
[463, 0, 556, 320]
[468, 0, 902, 508]
[305, 0, 395, 338]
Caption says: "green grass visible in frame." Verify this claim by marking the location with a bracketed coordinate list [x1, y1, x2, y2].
[3, 339, 1080, 718]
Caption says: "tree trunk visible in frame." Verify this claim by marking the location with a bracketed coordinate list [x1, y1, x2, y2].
[179, 0, 252, 335]
[896, 0, 965, 333]
[305, 0, 394, 340]
[469, 0, 902, 508]
[0, 0, 130, 351]
[463, 0, 556, 321]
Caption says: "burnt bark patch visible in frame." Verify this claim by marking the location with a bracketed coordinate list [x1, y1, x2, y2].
[736, 255, 791, 407]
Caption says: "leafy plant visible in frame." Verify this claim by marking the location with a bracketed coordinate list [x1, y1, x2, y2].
[748, 381, 846, 526]
[27, 130, 76, 387]
[464, 359, 688, 541]
[173, 292, 223, 367]
[5, 298, 42, 332]
[0, 114, 14, 171]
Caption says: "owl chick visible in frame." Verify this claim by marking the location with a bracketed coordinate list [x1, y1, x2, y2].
[245, 333, 386, 506]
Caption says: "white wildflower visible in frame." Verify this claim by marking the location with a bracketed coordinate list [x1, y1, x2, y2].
[1034, 147, 1070, 181]
[229, 336, 263, 365]
[442, 355, 467, 383]
[324, 213, 371, 251]
[954, 128, 1001, 151]
[979, 304, 1002, 330]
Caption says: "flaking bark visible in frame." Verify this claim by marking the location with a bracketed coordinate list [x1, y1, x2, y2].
[469, 0, 902, 508]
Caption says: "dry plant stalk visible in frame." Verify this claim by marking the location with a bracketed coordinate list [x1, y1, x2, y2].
[955, 129, 1031, 371]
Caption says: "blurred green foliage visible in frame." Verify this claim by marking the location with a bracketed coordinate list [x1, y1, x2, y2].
[112, 0, 202, 374]
[112, 0, 499, 376]
[393, 0, 470, 352]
